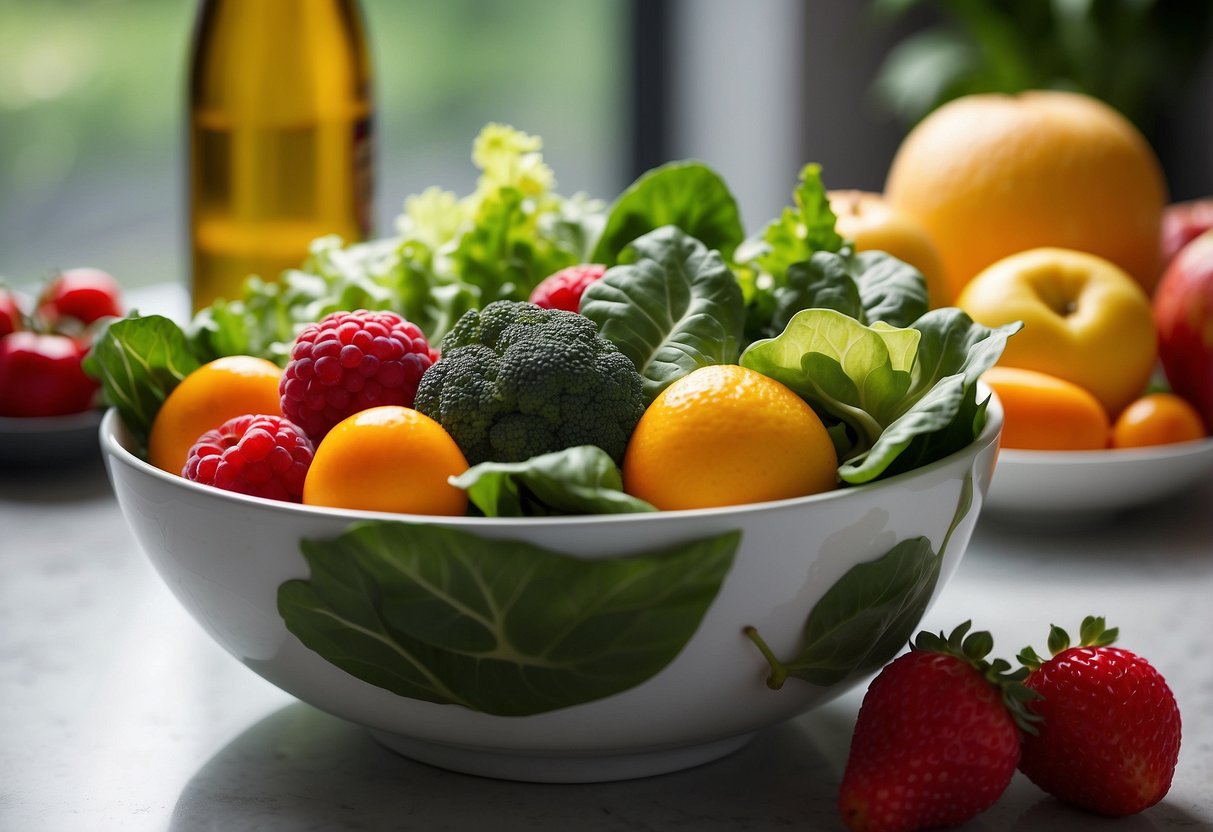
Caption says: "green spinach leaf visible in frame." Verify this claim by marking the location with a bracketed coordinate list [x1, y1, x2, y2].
[591, 161, 744, 266]
[840, 309, 1019, 483]
[580, 226, 746, 403]
[740, 307, 1016, 483]
[741, 308, 920, 443]
[450, 446, 657, 517]
[767, 250, 929, 340]
[83, 314, 202, 444]
[279, 522, 739, 716]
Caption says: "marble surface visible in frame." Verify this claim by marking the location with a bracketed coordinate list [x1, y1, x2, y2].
[2, 442, 1212, 831]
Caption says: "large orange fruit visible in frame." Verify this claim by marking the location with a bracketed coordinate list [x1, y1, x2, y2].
[148, 355, 283, 475]
[622, 365, 837, 511]
[303, 406, 469, 516]
[884, 91, 1166, 302]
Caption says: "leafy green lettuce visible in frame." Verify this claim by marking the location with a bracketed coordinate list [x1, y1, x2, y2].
[736, 164, 848, 342]
[450, 446, 656, 517]
[82, 314, 201, 443]
[191, 124, 602, 362]
[591, 161, 745, 266]
[580, 226, 746, 402]
[741, 307, 1019, 484]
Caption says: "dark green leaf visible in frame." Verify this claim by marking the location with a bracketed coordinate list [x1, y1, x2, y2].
[772, 254, 863, 335]
[279, 521, 739, 716]
[580, 226, 746, 402]
[591, 161, 744, 266]
[450, 446, 657, 517]
[82, 314, 202, 444]
[851, 251, 930, 328]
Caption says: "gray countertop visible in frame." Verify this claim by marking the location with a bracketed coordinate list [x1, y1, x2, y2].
[3, 446, 1212, 831]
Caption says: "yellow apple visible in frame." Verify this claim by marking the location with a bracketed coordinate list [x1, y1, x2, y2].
[957, 248, 1157, 416]
[828, 190, 948, 309]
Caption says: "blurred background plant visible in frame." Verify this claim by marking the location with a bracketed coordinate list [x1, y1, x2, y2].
[1, 0, 1210, 296]
[0, 0, 625, 290]
[871, 0, 1213, 135]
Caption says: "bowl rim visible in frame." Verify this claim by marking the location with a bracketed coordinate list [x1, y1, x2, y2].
[99, 390, 1002, 528]
[997, 434, 1213, 467]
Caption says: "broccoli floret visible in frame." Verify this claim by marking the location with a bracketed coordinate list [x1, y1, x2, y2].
[414, 301, 645, 465]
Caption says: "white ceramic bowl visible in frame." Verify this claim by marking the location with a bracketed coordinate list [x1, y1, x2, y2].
[100, 401, 1002, 783]
[984, 437, 1213, 522]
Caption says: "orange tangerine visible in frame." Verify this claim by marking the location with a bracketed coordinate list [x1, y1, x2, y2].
[1110, 393, 1206, 449]
[983, 366, 1109, 451]
[148, 355, 283, 474]
[303, 406, 468, 516]
[622, 365, 837, 511]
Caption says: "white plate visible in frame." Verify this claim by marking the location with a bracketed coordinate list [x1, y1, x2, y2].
[984, 437, 1213, 521]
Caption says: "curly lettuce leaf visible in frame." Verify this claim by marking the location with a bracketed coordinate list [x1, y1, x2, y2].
[743, 163, 845, 283]
[737, 163, 849, 342]
[450, 446, 656, 517]
[741, 307, 1018, 483]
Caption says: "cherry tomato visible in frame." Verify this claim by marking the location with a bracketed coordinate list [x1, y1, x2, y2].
[0, 289, 23, 337]
[36, 268, 124, 327]
[0, 332, 98, 417]
[1110, 392, 1206, 448]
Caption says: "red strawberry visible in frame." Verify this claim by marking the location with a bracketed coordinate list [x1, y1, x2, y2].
[837, 622, 1039, 832]
[1017, 617, 1181, 817]
[528, 263, 606, 312]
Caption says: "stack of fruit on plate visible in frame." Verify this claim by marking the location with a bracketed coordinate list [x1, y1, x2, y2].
[852, 90, 1211, 452]
[0, 269, 124, 419]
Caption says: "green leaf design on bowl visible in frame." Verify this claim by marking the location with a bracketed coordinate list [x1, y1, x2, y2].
[278, 521, 740, 716]
[746, 472, 973, 689]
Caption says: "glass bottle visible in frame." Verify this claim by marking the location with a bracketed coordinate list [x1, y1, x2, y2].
[187, 0, 374, 311]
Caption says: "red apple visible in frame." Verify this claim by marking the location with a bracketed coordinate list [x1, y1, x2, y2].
[36, 267, 124, 328]
[0, 331, 99, 417]
[0, 288, 23, 337]
[1154, 229, 1213, 431]
[1161, 198, 1213, 270]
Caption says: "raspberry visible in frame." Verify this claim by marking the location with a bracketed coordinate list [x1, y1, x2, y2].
[183, 414, 315, 502]
[528, 264, 607, 312]
[280, 309, 436, 439]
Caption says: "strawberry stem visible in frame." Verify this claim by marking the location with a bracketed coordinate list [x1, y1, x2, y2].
[914, 621, 1042, 736]
[1024, 615, 1120, 665]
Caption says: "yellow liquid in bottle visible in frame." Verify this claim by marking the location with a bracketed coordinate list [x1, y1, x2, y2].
[188, 0, 374, 311]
